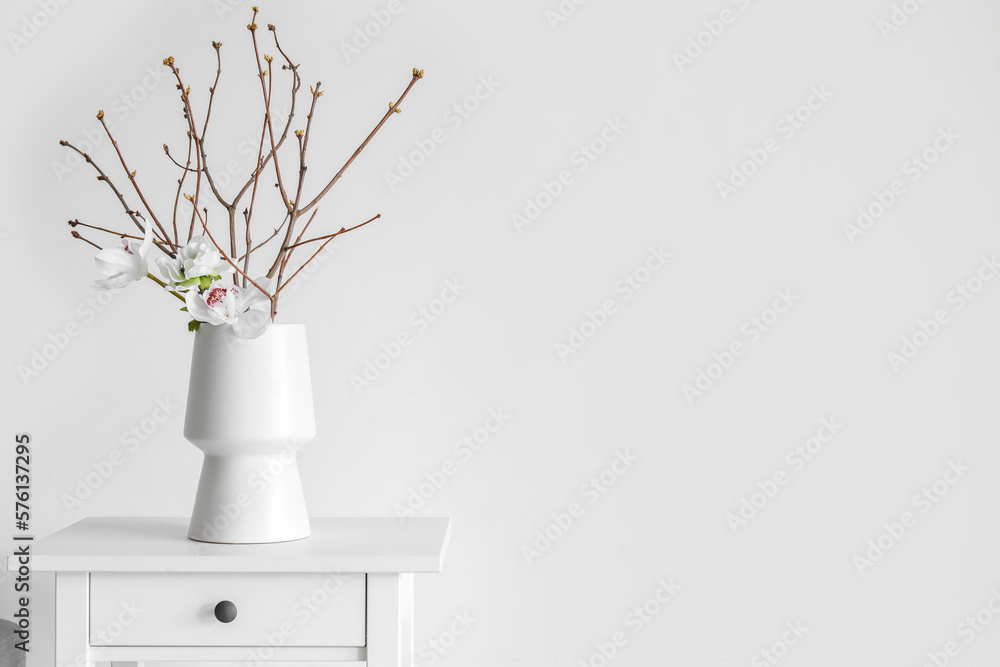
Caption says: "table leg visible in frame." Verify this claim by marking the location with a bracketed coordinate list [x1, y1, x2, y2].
[367, 573, 414, 667]
[55, 572, 92, 667]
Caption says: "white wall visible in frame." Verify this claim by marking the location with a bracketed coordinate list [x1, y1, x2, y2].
[3, 0, 1000, 665]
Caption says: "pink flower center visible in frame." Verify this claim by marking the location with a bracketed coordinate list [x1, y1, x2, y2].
[206, 287, 227, 307]
[121, 238, 133, 255]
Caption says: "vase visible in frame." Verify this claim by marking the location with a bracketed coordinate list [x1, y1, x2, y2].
[184, 323, 314, 544]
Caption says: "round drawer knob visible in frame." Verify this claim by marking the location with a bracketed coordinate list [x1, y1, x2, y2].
[214, 600, 238, 623]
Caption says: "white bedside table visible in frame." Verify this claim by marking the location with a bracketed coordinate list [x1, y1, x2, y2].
[11, 516, 450, 666]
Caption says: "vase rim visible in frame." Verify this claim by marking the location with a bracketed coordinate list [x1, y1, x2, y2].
[195, 322, 306, 332]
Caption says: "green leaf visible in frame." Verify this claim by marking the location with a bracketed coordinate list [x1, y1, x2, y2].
[177, 277, 201, 288]
[187, 319, 201, 332]
[199, 275, 214, 290]
[179, 306, 188, 312]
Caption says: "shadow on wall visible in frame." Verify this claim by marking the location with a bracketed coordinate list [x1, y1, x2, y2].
[0, 620, 24, 667]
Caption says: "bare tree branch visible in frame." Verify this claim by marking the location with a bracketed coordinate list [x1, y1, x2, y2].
[273, 213, 381, 299]
[299, 71, 422, 216]
[59, 140, 175, 258]
[230, 23, 301, 211]
[188, 197, 272, 300]
[96, 114, 175, 250]
[237, 213, 289, 261]
[284, 214, 380, 251]
[70, 230, 102, 250]
[68, 219, 172, 247]
[167, 136, 193, 247]
[250, 12, 291, 212]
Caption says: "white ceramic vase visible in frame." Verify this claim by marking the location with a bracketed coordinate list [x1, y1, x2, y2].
[184, 323, 314, 544]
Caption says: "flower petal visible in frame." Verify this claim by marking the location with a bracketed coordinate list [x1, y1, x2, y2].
[137, 222, 155, 259]
[241, 277, 272, 311]
[185, 289, 220, 324]
[94, 249, 134, 275]
[233, 309, 271, 339]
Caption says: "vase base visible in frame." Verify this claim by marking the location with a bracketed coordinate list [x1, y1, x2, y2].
[187, 453, 312, 544]
[187, 533, 312, 545]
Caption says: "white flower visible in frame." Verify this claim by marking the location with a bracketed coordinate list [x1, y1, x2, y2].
[156, 236, 234, 291]
[187, 283, 240, 326]
[186, 277, 273, 339]
[92, 223, 154, 291]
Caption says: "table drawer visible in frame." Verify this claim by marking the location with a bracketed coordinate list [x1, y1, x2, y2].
[89, 572, 365, 647]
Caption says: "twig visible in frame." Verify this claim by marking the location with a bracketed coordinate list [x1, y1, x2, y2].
[230, 22, 301, 208]
[281, 83, 322, 264]
[250, 12, 291, 212]
[164, 59, 212, 223]
[70, 230, 102, 250]
[167, 137, 194, 247]
[242, 209, 252, 287]
[266, 71, 422, 282]
[193, 43, 234, 231]
[241, 54, 274, 285]
[96, 113, 175, 250]
[164, 60, 207, 235]
[67, 220, 171, 246]
[238, 213, 289, 261]
[272, 213, 381, 299]
[272, 208, 319, 314]
[287, 208, 318, 254]
[293, 82, 322, 208]
[201, 43, 223, 148]
[284, 214, 380, 250]
[163, 144, 199, 173]
[59, 140, 174, 258]
[188, 197, 272, 299]
[263, 82, 322, 293]
[299, 71, 422, 215]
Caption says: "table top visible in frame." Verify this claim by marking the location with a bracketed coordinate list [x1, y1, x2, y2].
[9, 516, 451, 574]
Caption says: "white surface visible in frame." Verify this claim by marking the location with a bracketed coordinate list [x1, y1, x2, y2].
[44, 518, 435, 664]
[3, 1, 1000, 666]
[185, 324, 314, 543]
[10, 517, 450, 573]
[368, 573, 414, 667]
[95, 645, 365, 661]
[184, 324, 316, 446]
[55, 573, 90, 667]
[90, 571, 366, 647]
